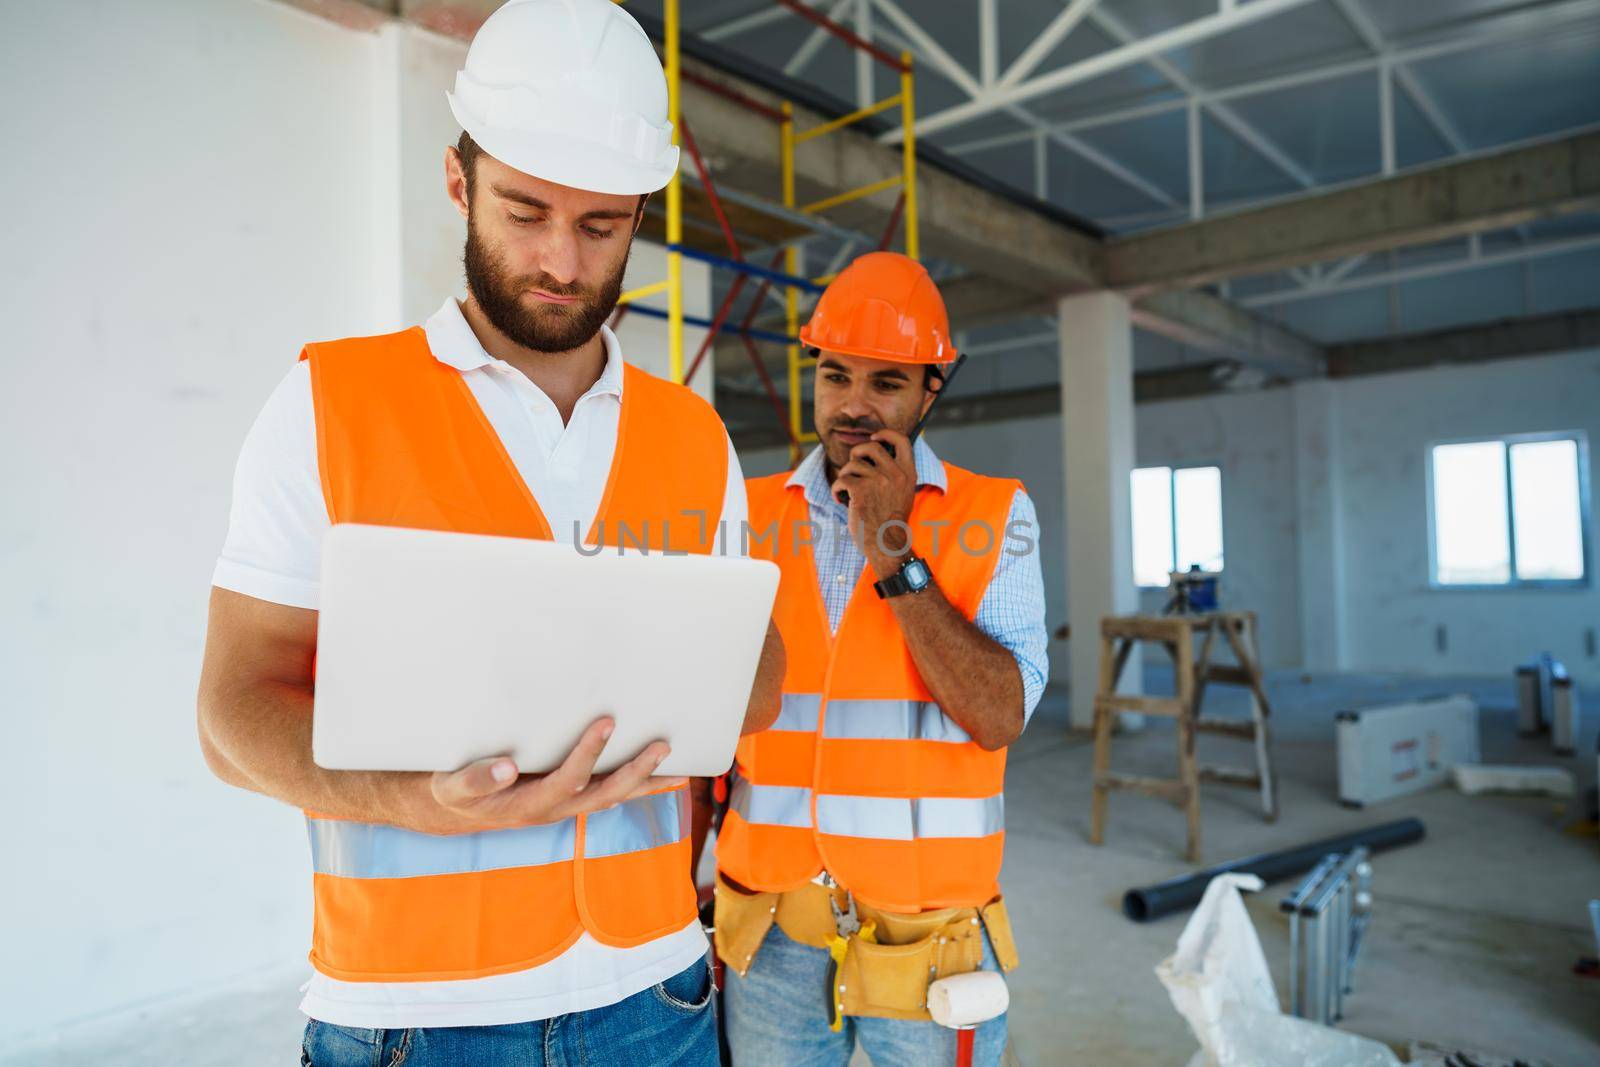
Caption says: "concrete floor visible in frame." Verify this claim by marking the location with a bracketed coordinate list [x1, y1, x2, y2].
[11, 670, 1599, 1066]
[1000, 669, 1600, 1067]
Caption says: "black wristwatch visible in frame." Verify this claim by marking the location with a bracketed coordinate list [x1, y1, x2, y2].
[874, 554, 933, 599]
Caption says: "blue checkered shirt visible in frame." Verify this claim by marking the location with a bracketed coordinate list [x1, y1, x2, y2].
[787, 438, 1049, 723]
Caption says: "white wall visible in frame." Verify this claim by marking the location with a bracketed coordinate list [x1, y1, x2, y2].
[745, 347, 1599, 689]
[1125, 353, 1599, 682]
[1109, 351, 1600, 683]
[1332, 349, 1600, 683]
[3, 0, 708, 1041]
[1135, 388, 1304, 668]
[4, 0, 380, 1039]
[932, 390, 1303, 675]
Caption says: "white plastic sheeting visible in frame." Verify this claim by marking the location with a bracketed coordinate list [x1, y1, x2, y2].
[1452, 763, 1576, 797]
[1156, 873, 1401, 1067]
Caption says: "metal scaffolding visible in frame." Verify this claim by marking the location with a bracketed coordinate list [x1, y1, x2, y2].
[614, 0, 921, 465]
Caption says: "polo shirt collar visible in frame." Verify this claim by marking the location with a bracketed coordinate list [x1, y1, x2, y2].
[423, 297, 625, 398]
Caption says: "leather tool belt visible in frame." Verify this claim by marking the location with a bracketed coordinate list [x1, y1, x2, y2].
[713, 873, 1020, 1024]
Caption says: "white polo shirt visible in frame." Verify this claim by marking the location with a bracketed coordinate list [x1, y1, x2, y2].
[213, 297, 746, 1028]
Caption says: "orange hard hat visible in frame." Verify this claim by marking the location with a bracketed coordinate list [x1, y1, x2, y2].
[799, 252, 956, 366]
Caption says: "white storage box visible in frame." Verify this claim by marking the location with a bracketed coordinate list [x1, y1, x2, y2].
[1336, 695, 1480, 806]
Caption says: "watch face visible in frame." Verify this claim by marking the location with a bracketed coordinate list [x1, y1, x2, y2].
[903, 558, 932, 590]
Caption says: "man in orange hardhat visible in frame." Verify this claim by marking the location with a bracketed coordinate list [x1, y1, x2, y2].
[710, 252, 1048, 1066]
[196, 2, 783, 1064]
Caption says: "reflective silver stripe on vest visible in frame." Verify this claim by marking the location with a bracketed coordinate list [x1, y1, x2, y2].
[820, 698, 973, 744]
[773, 692, 822, 732]
[307, 817, 576, 879]
[584, 788, 690, 859]
[728, 776, 814, 829]
[814, 793, 1004, 840]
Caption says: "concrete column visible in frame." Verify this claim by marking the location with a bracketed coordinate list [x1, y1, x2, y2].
[1059, 291, 1141, 729]
[1292, 379, 1347, 670]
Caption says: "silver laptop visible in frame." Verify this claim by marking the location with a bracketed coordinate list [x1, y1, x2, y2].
[312, 524, 779, 777]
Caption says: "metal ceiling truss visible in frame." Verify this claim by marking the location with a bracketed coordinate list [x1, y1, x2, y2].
[693, 0, 1599, 389]
[932, 0, 1600, 225]
[867, 1, 1188, 215]
[877, 0, 1325, 141]
[1239, 231, 1600, 309]
[709, 0, 1599, 238]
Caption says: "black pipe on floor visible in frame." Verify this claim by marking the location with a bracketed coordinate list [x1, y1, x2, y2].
[1122, 818, 1426, 922]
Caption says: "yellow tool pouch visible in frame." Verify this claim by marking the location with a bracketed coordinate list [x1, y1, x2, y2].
[712, 876, 780, 977]
[979, 896, 1021, 973]
[713, 875, 1020, 1022]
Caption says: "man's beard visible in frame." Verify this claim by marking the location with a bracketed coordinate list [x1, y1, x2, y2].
[822, 413, 892, 472]
[463, 216, 627, 354]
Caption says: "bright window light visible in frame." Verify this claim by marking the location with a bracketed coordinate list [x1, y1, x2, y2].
[1431, 441, 1510, 584]
[1174, 466, 1224, 574]
[1132, 465, 1223, 587]
[1510, 439, 1584, 581]
[1430, 433, 1588, 587]
[1132, 467, 1174, 588]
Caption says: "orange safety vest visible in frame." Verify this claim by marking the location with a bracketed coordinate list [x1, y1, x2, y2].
[299, 325, 727, 982]
[717, 462, 1020, 913]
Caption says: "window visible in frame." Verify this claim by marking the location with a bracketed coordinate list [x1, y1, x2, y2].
[1428, 433, 1590, 587]
[1132, 465, 1224, 588]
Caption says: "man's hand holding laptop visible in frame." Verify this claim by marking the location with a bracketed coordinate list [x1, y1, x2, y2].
[417, 716, 683, 835]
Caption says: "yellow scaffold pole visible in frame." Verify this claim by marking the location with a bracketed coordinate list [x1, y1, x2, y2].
[781, 100, 803, 464]
[900, 50, 918, 260]
[665, 0, 683, 383]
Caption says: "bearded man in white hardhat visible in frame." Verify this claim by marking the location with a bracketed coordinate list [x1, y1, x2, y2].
[196, 1, 784, 1063]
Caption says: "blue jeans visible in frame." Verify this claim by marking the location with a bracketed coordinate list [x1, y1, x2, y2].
[723, 924, 1008, 1067]
[299, 957, 718, 1067]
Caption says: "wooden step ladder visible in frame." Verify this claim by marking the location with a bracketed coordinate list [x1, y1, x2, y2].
[1089, 611, 1278, 862]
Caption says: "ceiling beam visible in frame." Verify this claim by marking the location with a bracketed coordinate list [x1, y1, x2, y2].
[1105, 129, 1600, 294]
[721, 360, 1272, 448]
[920, 276, 1325, 377]
[1133, 289, 1325, 376]
[727, 306, 1600, 447]
[909, 274, 1325, 375]
[1326, 308, 1600, 377]
[1241, 231, 1600, 308]
[936, 275, 1055, 328]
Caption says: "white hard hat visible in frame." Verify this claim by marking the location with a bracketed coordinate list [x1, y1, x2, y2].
[447, 0, 679, 195]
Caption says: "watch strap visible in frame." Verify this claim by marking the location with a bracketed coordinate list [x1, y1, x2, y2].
[873, 571, 910, 599]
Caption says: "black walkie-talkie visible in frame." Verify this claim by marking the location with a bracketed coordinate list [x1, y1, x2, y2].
[834, 352, 968, 505]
